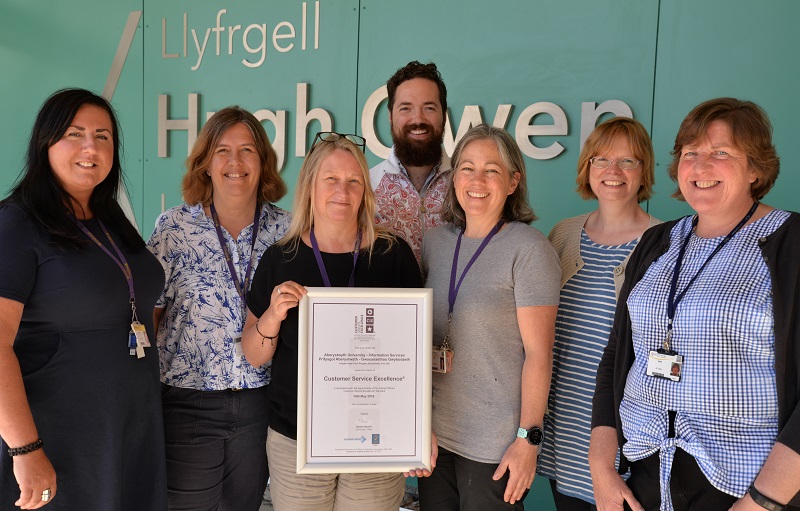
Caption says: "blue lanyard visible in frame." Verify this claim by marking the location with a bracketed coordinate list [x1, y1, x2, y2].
[448, 220, 505, 317]
[309, 227, 362, 287]
[209, 202, 261, 306]
[664, 202, 758, 351]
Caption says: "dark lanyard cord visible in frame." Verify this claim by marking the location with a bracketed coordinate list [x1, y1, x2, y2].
[448, 220, 505, 317]
[74, 218, 136, 319]
[310, 227, 362, 287]
[209, 202, 261, 306]
[664, 202, 759, 351]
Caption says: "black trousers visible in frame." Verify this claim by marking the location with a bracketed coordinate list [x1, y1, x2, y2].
[418, 447, 528, 511]
[548, 478, 596, 511]
[161, 384, 269, 511]
[625, 448, 737, 511]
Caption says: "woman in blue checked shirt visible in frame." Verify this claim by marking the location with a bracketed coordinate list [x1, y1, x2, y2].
[590, 98, 800, 511]
[148, 107, 290, 510]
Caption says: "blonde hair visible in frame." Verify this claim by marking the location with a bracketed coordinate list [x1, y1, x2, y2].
[182, 106, 286, 205]
[280, 137, 394, 255]
[576, 117, 655, 202]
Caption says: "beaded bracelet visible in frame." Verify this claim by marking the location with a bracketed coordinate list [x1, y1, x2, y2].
[7, 438, 43, 457]
[255, 321, 279, 348]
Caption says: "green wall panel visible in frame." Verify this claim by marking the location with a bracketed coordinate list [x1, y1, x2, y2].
[0, 0, 145, 225]
[650, 1, 800, 221]
[141, 0, 360, 234]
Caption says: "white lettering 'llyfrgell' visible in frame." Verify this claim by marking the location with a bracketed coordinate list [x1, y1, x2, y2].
[161, 2, 320, 70]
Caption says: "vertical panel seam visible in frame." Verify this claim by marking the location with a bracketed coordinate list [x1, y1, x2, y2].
[354, 0, 363, 134]
[647, 0, 662, 215]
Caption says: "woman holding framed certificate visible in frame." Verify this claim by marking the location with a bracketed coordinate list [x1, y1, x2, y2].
[241, 132, 422, 511]
[419, 124, 560, 510]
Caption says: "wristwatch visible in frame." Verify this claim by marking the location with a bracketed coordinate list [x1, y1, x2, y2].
[517, 426, 544, 448]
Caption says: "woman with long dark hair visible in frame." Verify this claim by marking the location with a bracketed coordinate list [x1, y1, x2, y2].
[0, 88, 167, 510]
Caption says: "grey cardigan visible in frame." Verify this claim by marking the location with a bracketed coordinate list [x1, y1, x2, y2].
[548, 212, 662, 297]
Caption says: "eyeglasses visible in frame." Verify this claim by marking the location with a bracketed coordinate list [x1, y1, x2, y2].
[589, 157, 641, 171]
[310, 132, 366, 153]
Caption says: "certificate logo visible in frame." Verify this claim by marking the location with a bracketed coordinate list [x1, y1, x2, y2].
[365, 308, 375, 334]
[353, 308, 377, 334]
[372, 434, 380, 445]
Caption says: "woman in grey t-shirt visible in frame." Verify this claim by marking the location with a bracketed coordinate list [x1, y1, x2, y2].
[418, 124, 560, 510]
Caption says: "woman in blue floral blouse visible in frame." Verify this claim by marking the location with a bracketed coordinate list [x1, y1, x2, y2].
[147, 106, 290, 510]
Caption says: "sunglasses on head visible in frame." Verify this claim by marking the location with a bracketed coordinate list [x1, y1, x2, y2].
[310, 132, 366, 154]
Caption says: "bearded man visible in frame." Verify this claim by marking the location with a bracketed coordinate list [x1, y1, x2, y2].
[369, 61, 451, 263]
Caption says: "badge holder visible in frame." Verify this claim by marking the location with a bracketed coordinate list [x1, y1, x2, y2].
[432, 314, 454, 374]
[432, 340, 453, 374]
[646, 332, 683, 382]
[128, 299, 149, 359]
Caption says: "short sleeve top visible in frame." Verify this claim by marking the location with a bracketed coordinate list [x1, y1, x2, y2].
[147, 202, 291, 390]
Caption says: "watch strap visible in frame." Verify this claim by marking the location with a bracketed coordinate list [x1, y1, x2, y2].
[748, 484, 786, 511]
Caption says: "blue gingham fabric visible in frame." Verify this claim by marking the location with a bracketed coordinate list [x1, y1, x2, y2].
[147, 202, 291, 390]
[620, 208, 789, 510]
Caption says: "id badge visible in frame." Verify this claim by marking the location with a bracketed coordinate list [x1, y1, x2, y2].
[128, 331, 137, 356]
[646, 349, 683, 382]
[131, 321, 151, 348]
[432, 346, 453, 374]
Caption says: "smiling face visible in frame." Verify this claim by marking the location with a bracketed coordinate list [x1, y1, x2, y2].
[47, 104, 114, 208]
[390, 78, 445, 168]
[677, 120, 757, 221]
[588, 135, 643, 207]
[208, 122, 261, 205]
[312, 149, 365, 228]
[453, 138, 520, 230]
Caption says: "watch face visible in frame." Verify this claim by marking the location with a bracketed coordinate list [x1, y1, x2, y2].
[528, 426, 543, 445]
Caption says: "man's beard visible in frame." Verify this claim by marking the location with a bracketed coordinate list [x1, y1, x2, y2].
[392, 123, 444, 168]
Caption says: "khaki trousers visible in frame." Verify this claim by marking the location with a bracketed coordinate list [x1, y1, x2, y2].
[267, 428, 405, 511]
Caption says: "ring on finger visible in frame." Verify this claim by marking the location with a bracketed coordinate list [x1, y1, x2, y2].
[42, 488, 51, 502]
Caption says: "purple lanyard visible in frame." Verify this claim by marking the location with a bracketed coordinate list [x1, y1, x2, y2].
[448, 220, 505, 316]
[664, 201, 758, 351]
[209, 202, 261, 305]
[74, 218, 137, 318]
[309, 227, 362, 287]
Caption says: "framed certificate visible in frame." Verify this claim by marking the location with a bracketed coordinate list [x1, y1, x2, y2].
[297, 287, 432, 474]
